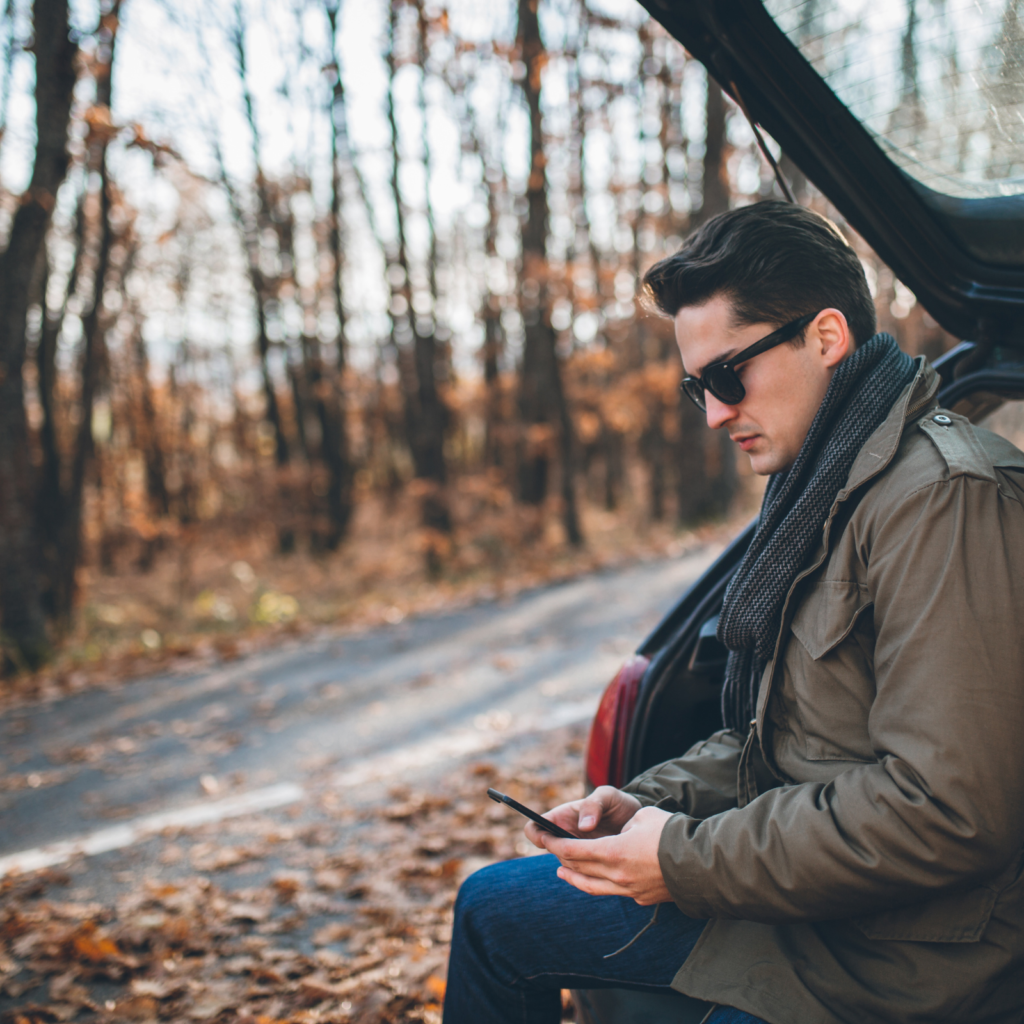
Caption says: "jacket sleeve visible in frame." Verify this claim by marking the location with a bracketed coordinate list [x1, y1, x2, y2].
[621, 728, 747, 819]
[657, 468, 1024, 922]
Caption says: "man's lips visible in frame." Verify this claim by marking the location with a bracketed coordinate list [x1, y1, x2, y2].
[731, 433, 759, 451]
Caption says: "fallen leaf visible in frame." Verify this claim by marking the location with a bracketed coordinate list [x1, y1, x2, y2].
[312, 922, 352, 946]
[228, 903, 269, 922]
[312, 869, 347, 891]
[128, 977, 181, 999]
[70, 923, 120, 962]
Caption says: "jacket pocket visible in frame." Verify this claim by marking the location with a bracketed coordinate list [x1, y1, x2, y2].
[789, 580, 871, 660]
[784, 581, 875, 763]
[851, 883, 998, 943]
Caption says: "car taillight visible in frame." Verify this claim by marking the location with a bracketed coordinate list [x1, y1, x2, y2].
[585, 654, 650, 790]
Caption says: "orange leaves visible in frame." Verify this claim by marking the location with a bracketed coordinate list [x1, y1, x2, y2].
[0, 728, 587, 1023]
[566, 353, 684, 445]
[68, 922, 120, 963]
[83, 105, 120, 144]
[425, 974, 447, 1000]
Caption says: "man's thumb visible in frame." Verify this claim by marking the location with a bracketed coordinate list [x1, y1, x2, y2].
[576, 797, 604, 831]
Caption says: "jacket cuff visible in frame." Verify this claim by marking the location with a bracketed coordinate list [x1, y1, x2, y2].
[657, 812, 716, 919]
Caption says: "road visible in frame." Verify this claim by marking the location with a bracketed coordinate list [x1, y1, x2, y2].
[0, 544, 720, 875]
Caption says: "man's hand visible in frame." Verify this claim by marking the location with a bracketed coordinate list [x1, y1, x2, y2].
[533, 800, 676, 906]
[523, 786, 642, 846]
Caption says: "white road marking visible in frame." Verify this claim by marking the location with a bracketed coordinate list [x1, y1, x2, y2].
[0, 782, 304, 879]
[0, 700, 597, 879]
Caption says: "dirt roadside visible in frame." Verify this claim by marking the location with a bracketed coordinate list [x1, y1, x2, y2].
[0, 723, 587, 1024]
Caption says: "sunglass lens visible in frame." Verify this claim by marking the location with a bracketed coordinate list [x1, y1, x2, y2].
[681, 378, 706, 411]
[704, 366, 745, 405]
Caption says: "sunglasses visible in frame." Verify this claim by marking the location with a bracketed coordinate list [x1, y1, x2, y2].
[679, 311, 820, 411]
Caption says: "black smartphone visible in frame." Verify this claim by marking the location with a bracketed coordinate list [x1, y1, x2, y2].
[487, 788, 580, 840]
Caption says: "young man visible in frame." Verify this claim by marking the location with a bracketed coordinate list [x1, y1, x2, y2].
[443, 202, 1024, 1024]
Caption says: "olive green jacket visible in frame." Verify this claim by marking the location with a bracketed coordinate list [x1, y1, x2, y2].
[624, 361, 1024, 1023]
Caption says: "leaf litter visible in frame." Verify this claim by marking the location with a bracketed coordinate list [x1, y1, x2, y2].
[0, 726, 586, 1023]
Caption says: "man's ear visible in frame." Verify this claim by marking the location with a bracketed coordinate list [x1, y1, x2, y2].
[814, 309, 853, 369]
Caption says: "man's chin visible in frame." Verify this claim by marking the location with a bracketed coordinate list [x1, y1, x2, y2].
[746, 449, 784, 476]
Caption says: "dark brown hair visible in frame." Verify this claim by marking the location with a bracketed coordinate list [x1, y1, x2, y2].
[642, 201, 876, 346]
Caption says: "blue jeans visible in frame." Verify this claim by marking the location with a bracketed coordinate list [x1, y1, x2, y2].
[444, 854, 767, 1024]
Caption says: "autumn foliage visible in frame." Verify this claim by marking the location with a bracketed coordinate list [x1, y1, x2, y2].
[0, 0, 956, 673]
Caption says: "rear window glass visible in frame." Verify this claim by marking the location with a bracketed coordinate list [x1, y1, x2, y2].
[763, 0, 1024, 200]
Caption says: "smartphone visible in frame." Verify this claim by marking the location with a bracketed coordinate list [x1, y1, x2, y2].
[487, 788, 581, 840]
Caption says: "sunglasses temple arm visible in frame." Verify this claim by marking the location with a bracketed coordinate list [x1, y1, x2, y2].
[727, 312, 818, 367]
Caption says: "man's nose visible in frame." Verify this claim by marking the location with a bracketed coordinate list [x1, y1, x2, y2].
[704, 392, 737, 430]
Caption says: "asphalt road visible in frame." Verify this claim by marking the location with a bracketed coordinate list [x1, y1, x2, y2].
[0, 544, 720, 872]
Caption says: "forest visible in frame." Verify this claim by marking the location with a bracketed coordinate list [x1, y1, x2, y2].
[0, 0, 955, 680]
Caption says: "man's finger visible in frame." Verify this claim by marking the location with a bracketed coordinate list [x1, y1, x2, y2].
[555, 864, 632, 898]
[523, 822, 548, 849]
[575, 795, 607, 832]
[543, 834, 620, 861]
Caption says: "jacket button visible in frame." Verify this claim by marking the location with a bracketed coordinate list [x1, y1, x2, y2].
[933, 414, 952, 425]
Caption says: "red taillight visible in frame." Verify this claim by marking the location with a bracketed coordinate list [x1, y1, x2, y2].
[585, 654, 650, 789]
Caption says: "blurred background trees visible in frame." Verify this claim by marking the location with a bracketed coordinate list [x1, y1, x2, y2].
[0, 0, 955, 670]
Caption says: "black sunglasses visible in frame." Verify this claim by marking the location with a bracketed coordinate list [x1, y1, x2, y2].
[680, 311, 820, 411]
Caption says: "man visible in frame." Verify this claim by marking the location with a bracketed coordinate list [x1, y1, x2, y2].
[443, 202, 1024, 1024]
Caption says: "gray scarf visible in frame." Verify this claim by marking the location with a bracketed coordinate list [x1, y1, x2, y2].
[718, 332, 917, 732]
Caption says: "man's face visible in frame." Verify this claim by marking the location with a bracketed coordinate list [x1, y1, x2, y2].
[673, 294, 852, 475]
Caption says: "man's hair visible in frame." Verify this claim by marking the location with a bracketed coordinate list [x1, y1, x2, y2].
[642, 201, 877, 346]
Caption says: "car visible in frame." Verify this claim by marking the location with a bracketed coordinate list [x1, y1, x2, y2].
[571, 0, 1024, 1019]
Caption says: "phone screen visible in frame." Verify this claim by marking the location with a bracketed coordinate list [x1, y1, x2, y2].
[486, 788, 581, 840]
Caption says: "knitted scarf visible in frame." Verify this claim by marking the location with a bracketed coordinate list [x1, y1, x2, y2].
[717, 332, 918, 732]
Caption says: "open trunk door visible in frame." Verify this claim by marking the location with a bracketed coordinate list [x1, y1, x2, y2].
[639, 0, 1024, 348]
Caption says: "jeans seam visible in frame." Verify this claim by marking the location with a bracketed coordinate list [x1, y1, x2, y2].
[520, 970, 672, 988]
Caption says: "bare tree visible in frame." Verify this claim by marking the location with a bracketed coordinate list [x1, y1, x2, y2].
[54, 0, 126, 624]
[320, 0, 356, 548]
[0, 0, 77, 666]
[35, 193, 84, 608]
[515, 0, 582, 545]
[385, 0, 451, 573]
[222, 0, 290, 468]
[676, 74, 737, 525]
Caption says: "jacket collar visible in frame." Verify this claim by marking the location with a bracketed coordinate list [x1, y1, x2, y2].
[838, 356, 939, 501]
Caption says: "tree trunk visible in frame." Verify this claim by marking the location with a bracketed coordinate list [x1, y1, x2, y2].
[698, 77, 730, 226]
[35, 193, 84, 611]
[60, 158, 111, 620]
[0, 0, 77, 666]
[466, 97, 506, 469]
[482, 296, 504, 467]
[676, 73, 738, 525]
[224, 2, 290, 468]
[642, 419, 667, 521]
[55, 0, 122, 625]
[412, 0, 451, 556]
[385, 0, 451, 572]
[323, 0, 355, 549]
[129, 322, 170, 518]
[515, 0, 582, 545]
